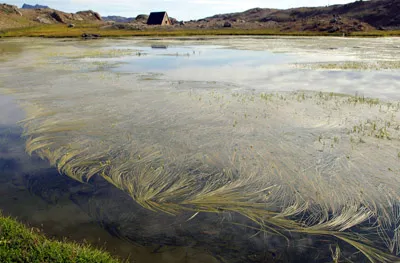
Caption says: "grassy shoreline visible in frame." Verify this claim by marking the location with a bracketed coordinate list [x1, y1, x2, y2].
[1, 24, 400, 38]
[0, 213, 122, 263]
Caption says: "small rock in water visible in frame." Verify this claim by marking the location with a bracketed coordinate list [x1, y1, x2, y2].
[81, 33, 101, 39]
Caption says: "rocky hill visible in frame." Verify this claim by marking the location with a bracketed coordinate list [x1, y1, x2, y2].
[0, 3, 102, 30]
[1, 0, 400, 34]
[22, 3, 49, 9]
[197, 0, 400, 32]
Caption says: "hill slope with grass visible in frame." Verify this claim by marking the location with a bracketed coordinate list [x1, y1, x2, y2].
[200, 0, 400, 33]
[1, 0, 400, 36]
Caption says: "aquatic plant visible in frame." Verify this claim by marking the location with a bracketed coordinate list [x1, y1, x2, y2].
[2, 39, 400, 262]
[47, 48, 139, 59]
[15, 87, 400, 262]
[294, 61, 400, 71]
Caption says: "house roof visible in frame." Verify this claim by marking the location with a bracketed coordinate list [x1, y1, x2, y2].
[147, 11, 168, 25]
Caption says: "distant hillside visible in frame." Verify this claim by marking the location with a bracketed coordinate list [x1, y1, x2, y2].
[0, 3, 102, 30]
[103, 15, 134, 23]
[1, 0, 400, 34]
[22, 3, 49, 9]
[201, 0, 400, 31]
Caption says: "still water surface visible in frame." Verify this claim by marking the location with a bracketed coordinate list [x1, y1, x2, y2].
[0, 37, 400, 262]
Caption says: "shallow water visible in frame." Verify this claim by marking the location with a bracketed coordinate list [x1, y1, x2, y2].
[0, 36, 400, 262]
[0, 94, 220, 262]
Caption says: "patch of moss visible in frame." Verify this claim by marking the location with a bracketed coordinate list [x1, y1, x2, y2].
[0, 213, 121, 263]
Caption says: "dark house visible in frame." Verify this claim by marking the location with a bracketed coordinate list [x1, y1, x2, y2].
[147, 11, 171, 25]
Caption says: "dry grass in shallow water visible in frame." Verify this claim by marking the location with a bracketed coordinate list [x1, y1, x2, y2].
[294, 61, 400, 71]
[2, 40, 400, 262]
[14, 85, 400, 262]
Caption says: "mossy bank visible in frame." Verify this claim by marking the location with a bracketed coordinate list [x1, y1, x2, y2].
[0, 213, 122, 263]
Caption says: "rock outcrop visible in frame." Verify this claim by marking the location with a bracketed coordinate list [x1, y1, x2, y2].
[77, 10, 102, 21]
[0, 3, 22, 16]
[1, 0, 400, 33]
[50, 11, 67, 23]
[0, 4, 104, 30]
[34, 15, 52, 24]
[197, 0, 400, 32]
[223, 21, 232, 27]
[135, 14, 149, 24]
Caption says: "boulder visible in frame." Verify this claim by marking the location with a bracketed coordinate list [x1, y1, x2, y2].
[64, 13, 73, 20]
[13, 6, 22, 16]
[93, 12, 101, 20]
[223, 21, 232, 27]
[82, 33, 101, 39]
[135, 14, 149, 23]
[68, 23, 75, 28]
[71, 14, 84, 21]
[0, 4, 22, 16]
[35, 16, 53, 24]
[51, 11, 67, 23]
[76, 10, 102, 21]
[327, 26, 339, 33]
[259, 17, 271, 22]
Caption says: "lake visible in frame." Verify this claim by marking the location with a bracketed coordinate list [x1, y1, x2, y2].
[1, 36, 400, 262]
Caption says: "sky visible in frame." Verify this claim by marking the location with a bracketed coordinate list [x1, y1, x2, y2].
[6, 0, 357, 20]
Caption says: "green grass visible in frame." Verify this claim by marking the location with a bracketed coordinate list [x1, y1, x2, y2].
[351, 30, 400, 37]
[1, 24, 400, 38]
[0, 213, 121, 263]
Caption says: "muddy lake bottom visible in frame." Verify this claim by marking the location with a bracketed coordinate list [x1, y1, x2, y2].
[0, 36, 400, 262]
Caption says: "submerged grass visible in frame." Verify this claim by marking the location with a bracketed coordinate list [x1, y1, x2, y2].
[18, 92, 400, 262]
[0, 212, 121, 263]
[3, 39, 400, 262]
[296, 61, 400, 71]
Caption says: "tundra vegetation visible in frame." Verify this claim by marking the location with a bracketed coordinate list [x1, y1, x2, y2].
[0, 213, 121, 263]
[1, 24, 400, 38]
[1, 0, 400, 38]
